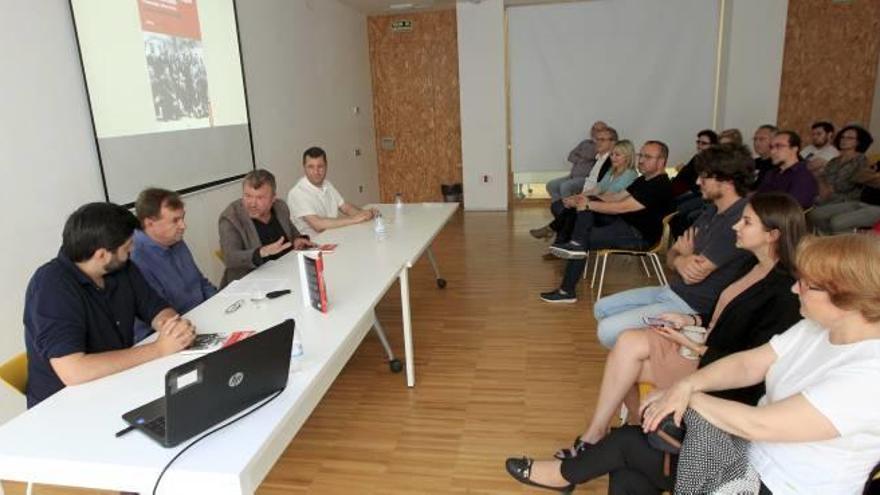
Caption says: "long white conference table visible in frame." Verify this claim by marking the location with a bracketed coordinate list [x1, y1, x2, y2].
[0, 202, 458, 494]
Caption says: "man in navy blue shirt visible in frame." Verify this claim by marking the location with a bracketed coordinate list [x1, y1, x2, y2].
[24, 203, 196, 407]
[131, 188, 217, 340]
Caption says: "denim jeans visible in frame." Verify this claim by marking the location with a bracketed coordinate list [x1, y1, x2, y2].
[546, 176, 586, 202]
[593, 285, 695, 348]
[560, 212, 648, 294]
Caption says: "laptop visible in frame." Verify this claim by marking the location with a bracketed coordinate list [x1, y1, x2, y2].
[122, 319, 294, 448]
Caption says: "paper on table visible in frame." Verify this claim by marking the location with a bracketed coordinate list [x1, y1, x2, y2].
[221, 278, 290, 298]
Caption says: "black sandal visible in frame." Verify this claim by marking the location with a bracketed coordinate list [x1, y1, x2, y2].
[553, 436, 591, 460]
[505, 457, 575, 493]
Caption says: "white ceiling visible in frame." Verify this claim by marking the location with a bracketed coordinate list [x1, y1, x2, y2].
[337, 0, 587, 16]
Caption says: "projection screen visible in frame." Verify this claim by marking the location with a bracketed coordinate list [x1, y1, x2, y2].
[70, 0, 253, 205]
[508, 0, 720, 172]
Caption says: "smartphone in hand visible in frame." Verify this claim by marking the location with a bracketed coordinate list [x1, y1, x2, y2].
[642, 316, 674, 328]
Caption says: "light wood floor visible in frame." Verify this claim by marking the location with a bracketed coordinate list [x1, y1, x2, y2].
[6, 204, 660, 495]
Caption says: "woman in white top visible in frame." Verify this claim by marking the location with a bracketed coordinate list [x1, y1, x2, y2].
[643, 233, 880, 494]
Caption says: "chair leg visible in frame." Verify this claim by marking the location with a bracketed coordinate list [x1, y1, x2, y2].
[651, 254, 668, 286]
[582, 251, 590, 279]
[639, 256, 651, 278]
[596, 253, 609, 300]
[590, 252, 600, 288]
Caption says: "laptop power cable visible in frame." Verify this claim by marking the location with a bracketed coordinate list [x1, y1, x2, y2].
[151, 389, 284, 495]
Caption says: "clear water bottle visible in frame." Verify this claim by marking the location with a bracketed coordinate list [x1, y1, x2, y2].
[373, 213, 387, 237]
[394, 192, 403, 209]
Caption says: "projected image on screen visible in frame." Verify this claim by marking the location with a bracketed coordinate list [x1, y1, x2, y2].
[140, 0, 212, 127]
[71, 0, 254, 205]
[145, 35, 211, 124]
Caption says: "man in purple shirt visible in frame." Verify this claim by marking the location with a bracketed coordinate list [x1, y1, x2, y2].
[756, 130, 818, 209]
[131, 188, 217, 340]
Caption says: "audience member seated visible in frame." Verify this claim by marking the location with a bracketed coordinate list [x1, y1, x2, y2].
[755, 130, 818, 208]
[669, 129, 719, 239]
[505, 234, 880, 495]
[801, 120, 839, 171]
[131, 188, 217, 341]
[719, 128, 743, 146]
[813, 124, 874, 207]
[24, 203, 196, 408]
[538, 140, 674, 303]
[219, 169, 313, 287]
[671, 130, 718, 197]
[751, 124, 777, 188]
[592, 144, 754, 347]
[552, 193, 805, 461]
[541, 139, 638, 246]
[544, 120, 608, 202]
[530, 127, 618, 241]
[287, 146, 379, 238]
[809, 156, 880, 234]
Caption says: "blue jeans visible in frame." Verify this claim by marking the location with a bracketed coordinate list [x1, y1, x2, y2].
[593, 285, 695, 348]
[546, 176, 586, 202]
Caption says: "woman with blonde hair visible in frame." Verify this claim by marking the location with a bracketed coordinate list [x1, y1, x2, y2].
[547, 139, 639, 245]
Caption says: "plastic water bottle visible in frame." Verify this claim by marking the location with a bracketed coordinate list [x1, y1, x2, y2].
[290, 332, 304, 372]
[374, 213, 387, 234]
[394, 192, 403, 209]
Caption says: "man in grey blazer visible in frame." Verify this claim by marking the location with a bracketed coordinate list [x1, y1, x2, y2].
[218, 169, 313, 287]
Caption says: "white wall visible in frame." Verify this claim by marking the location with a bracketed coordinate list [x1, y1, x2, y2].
[717, 0, 789, 140]
[0, 0, 378, 424]
[457, 0, 508, 211]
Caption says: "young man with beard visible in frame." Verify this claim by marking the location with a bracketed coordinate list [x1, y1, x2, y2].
[23, 203, 196, 407]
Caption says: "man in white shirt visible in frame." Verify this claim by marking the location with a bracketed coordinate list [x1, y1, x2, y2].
[287, 146, 378, 237]
[802, 121, 839, 172]
[578, 127, 617, 193]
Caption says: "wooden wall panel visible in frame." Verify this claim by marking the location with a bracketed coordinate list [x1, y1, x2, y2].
[778, 0, 880, 139]
[368, 9, 463, 203]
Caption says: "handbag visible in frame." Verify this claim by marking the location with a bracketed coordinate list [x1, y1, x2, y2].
[644, 412, 685, 478]
[645, 412, 685, 454]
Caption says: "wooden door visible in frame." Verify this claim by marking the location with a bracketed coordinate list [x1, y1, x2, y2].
[368, 10, 462, 203]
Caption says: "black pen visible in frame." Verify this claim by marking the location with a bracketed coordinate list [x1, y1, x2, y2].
[115, 425, 135, 437]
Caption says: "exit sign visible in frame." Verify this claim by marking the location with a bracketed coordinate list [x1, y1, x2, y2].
[391, 20, 413, 32]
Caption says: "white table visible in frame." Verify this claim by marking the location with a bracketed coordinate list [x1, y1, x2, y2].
[0, 203, 457, 494]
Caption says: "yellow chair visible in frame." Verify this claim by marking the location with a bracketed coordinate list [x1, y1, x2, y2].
[0, 352, 32, 495]
[0, 352, 27, 395]
[590, 212, 677, 300]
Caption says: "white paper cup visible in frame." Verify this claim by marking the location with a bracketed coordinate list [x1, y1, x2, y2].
[679, 325, 708, 360]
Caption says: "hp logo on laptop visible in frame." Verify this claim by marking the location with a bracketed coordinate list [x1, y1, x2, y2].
[228, 372, 244, 388]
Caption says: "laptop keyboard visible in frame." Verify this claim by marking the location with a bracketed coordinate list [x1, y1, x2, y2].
[143, 416, 166, 437]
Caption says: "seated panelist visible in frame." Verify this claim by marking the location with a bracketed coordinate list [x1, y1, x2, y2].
[24, 202, 195, 407]
[287, 146, 378, 237]
[131, 187, 217, 341]
[219, 168, 314, 287]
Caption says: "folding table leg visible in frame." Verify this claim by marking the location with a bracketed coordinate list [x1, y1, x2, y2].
[372, 314, 402, 373]
[426, 246, 447, 288]
[399, 266, 415, 387]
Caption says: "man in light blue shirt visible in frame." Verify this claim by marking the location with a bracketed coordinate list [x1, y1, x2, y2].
[131, 188, 217, 340]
